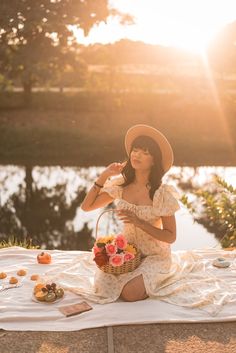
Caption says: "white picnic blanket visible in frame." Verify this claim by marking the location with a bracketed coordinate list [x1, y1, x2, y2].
[0, 246, 236, 332]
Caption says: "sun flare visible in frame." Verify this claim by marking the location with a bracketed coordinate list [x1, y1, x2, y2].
[74, 0, 236, 53]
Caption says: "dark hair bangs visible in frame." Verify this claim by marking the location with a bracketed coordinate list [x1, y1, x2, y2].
[131, 135, 160, 156]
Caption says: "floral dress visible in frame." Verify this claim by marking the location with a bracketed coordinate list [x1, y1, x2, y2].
[92, 177, 181, 302]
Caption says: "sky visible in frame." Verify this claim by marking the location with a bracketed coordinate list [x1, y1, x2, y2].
[73, 0, 236, 53]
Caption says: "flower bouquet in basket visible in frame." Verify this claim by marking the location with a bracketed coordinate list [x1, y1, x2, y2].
[92, 234, 141, 275]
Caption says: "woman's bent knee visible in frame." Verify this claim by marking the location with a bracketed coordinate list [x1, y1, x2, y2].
[120, 289, 148, 302]
[120, 284, 148, 302]
[119, 275, 148, 302]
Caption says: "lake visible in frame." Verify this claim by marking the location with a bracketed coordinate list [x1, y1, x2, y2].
[0, 165, 235, 251]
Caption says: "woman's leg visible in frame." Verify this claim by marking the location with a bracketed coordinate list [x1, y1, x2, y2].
[120, 274, 149, 302]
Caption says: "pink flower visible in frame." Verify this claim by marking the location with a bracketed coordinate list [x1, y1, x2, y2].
[115, 234, 128, 250]
[109, 254, 125, 267]
[105, 243, 117, 256]
[124, 252, 135, 262]
[93, 246, 102, 256]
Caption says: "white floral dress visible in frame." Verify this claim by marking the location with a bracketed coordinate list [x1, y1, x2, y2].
[41, 177, 236, 315]
[92, 177, 181, 302]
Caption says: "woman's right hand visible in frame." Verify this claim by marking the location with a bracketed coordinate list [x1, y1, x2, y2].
[102, 162, 126, 178]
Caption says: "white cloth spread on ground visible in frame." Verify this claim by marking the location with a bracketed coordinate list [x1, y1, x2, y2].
[40, 178, 236, 315]
[0, 246, 236, 331]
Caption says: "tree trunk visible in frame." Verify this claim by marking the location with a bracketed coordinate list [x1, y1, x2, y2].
[59, 83, 64, 94]
[23, 81, 33, 106]
[24, 165, 33, 234]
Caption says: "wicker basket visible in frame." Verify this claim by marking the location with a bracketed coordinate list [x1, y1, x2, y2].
[94, 209, 141, 275]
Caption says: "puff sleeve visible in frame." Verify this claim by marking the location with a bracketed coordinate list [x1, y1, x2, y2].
[100, 176, 124, 200]
[153, 184, 181, 216]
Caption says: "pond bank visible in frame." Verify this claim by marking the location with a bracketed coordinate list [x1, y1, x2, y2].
[0, 92, 236, 166]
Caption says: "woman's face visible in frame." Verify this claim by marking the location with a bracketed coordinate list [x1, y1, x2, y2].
[130, 147, 154, 171]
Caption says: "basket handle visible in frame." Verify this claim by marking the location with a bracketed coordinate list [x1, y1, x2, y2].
[95, 209, 117, 239]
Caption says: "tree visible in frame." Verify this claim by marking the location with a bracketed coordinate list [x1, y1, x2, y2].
[0, 0, 132, 104]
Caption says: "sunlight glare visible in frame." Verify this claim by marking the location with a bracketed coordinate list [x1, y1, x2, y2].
[74, 0, 236, 53]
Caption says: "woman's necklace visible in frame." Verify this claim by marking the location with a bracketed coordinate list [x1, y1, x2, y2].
[134, 180, 150, 188]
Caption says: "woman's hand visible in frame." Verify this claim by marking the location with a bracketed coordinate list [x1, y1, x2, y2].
[102, 162, 126, 178]
[117, 209, 143, 228]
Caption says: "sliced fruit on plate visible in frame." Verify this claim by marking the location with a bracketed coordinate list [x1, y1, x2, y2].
[35, 290, 48, 301]
[45, 292, 57, 302]
[55, 288, 64, 298]
[33, 282, 65, 303]
[34, 283, 45, 294]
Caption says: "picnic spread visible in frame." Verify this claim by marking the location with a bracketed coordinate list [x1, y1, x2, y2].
[0, 246, 236, 332]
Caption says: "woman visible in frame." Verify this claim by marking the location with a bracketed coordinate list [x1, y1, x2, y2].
[81, 124, 181, 303]
[42, 124, 235, 314]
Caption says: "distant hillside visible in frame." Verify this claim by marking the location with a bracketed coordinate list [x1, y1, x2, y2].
[79, 21, 236, 75]
[79, 39, 199, 66]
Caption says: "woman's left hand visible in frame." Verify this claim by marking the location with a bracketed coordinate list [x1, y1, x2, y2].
[117, 209, 143, 227]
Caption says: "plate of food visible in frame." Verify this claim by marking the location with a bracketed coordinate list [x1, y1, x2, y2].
[32, 282, 65, 304]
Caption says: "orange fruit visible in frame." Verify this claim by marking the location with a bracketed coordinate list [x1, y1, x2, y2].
[37, 252, 52, 264]
[17, 269, 27, 276]
[31, 274, 39, 281]
[9, 277, 18, 284]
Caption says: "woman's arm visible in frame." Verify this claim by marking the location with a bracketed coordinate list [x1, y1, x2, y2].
[118, 210, 176, 244]
[81, 162, 124, 212]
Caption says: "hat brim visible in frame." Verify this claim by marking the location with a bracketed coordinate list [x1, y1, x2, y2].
[125, 124, 174, 173]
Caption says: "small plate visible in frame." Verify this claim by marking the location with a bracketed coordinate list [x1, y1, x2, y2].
[212, 258, 231, 268]
[32, 294, 64, 304]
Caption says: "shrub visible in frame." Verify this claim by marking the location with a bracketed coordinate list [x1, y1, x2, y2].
[181, 175, 236, 248]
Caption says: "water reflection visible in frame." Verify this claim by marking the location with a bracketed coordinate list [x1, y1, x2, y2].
[0, 165, 235, 250]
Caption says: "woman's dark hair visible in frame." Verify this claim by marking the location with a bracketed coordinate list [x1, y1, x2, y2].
[121, 135, 165, 200]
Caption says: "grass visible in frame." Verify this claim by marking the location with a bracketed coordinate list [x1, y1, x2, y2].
[0, 236, 39, 249]
[0, 91, 235, 166]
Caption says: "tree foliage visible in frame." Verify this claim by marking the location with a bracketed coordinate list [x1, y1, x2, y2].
[0, 0, 131, 102]
[181, 175, 236, 248]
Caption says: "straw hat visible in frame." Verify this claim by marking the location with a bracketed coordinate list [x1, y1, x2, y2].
[125, 124, 174, 173]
